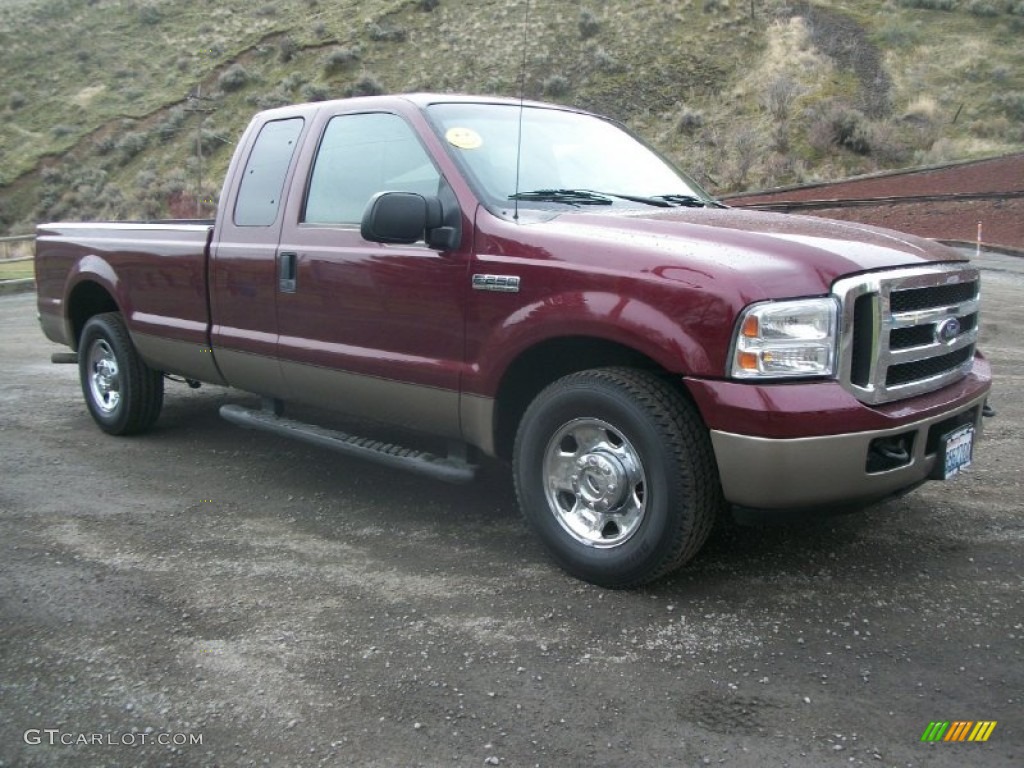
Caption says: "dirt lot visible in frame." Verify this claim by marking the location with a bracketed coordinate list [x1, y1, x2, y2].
[1, 251, 1021, 768]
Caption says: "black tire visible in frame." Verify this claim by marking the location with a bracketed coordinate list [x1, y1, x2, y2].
[513, 367, 722, 588]
[78, 312, 164, 435]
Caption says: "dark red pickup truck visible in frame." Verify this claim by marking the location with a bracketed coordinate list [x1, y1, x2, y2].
[36, 94, 992, 587]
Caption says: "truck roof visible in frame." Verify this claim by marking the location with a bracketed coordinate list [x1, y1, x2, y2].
[252, 92, 589, 122]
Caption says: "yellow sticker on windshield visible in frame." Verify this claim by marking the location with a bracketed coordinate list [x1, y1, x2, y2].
[445, 127, 482, 150]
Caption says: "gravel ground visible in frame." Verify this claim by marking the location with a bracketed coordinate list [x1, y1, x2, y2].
[0, 252, 1021, 768]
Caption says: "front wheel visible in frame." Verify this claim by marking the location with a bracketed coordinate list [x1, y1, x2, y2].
[513, 368, 721, 588]
[79, 312, 164, 435]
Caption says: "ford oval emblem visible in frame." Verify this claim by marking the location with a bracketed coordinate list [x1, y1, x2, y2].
[936, 317, 961, 344]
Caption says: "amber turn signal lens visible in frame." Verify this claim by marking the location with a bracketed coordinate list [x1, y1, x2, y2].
[741, 315, 759, 338]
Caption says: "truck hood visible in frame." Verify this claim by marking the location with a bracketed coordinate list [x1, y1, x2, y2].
[538, 206, 965, 301]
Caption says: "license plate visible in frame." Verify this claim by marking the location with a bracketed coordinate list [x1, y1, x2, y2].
[941, 425, 975, 480]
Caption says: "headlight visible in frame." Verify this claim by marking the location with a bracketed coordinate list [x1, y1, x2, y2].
[729, 298, 839, 379]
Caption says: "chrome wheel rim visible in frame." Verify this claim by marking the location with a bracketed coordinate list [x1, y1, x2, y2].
[543, 417, 647, 548]
[87, 339, 121, 414]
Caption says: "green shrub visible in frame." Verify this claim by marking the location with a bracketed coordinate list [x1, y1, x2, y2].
[876, 19, 922, 46]
[762, 75, 801, 122]
[217, 64, 250, 92]
[200, 127, 228, 155]
[155, 107, 186, 143]
[591, 47, 623, 73]
[93, 135, 115, 155]
[579, 9, 601, 39]
[808, 104, 873, 155]
[366, 22, 408, 42]
[897, 0, 957, 10]
[346, 74, 385, 98]
[8, 91, 26, 110]
[40, 167, 64, 185]
[138, 5, 161, 25]
[542, 74, 570, 98]
[675, 107, 704, 134]
[300, 83, 330, 102]
[966, 0, 1000, 15]
[278, 37, 297, 63]
[992, 91, 1024, 120]
[116, 132, 149, 159]
[324, 47, 360, 73]
[252, 91, 294, 110]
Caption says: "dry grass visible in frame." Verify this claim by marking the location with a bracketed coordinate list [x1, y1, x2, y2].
[0, 259, 34, 281]
[0, 0, 1022, 230]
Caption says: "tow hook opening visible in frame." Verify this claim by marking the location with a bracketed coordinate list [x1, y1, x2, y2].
[866, 433, 915, 473]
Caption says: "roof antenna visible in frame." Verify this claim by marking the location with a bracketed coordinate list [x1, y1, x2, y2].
[513, 0, 531, 222]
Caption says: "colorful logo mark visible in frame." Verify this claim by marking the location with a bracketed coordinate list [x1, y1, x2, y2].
[921, 721, 997, 742]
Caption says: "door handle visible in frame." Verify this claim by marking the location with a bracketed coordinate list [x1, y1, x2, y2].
[279, 251, 297, 293]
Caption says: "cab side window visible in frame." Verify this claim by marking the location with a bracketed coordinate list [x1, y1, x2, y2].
[304, 112, 440, 226]
[233, 117, 304, 227]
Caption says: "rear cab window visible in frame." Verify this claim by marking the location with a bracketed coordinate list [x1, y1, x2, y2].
[234, 117, 305, 226]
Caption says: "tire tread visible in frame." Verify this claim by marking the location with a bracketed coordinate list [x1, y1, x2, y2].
[79, 312, 163, 435]
[514, 366, 723, 588]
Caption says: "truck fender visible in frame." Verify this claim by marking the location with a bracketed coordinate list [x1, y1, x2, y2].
[474, 290, 712, 393]
[64, 255, 127, 347]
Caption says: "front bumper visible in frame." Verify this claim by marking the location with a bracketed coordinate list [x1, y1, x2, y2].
[710, 391, 987, 509]
[687, 357, 992, 510]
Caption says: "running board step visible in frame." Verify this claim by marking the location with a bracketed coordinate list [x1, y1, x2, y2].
[219, 404, 477, 484]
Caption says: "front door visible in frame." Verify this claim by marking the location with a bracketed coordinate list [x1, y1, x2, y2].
[275, 110, 467, 436]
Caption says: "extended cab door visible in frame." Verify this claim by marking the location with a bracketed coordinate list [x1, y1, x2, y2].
[210, 114, 308, 397]
[275, 108, 468, 437]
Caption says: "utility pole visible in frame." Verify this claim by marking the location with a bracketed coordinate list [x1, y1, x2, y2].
[185, 85, 215, 218]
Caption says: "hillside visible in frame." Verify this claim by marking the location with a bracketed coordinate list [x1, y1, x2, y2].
[1, 0, 1022, 233]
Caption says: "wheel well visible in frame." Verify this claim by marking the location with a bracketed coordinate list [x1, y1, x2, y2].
[493, 337, 673, 460]
[68, 281, 118, 350]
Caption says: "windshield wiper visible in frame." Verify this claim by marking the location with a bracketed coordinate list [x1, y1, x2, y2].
[508, 188, 719, 209]
[650, 193, 714, 207]
[571, 190, 717, 208]
[508, 189, 614, 206]
[593, 191, 673, 208]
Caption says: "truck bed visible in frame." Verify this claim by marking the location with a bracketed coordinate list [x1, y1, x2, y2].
[35, 220, 221, 383]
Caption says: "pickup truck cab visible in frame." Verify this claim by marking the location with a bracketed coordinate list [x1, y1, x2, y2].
[36, 94, 992, 587]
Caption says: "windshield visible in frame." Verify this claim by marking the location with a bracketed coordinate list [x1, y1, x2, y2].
[426, 102, 715, 215]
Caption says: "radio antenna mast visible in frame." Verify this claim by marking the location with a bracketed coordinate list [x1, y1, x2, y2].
[513, 0, 531, 221]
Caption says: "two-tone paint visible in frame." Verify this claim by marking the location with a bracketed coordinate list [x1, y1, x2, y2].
[36, 94, 992, 509]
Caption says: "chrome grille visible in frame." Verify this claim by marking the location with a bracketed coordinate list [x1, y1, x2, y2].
[833, 264, 980, 405]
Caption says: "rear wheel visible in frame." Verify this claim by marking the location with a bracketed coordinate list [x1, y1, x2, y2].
[513, 368, 721, 588]
[79, 312, 164, 435]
